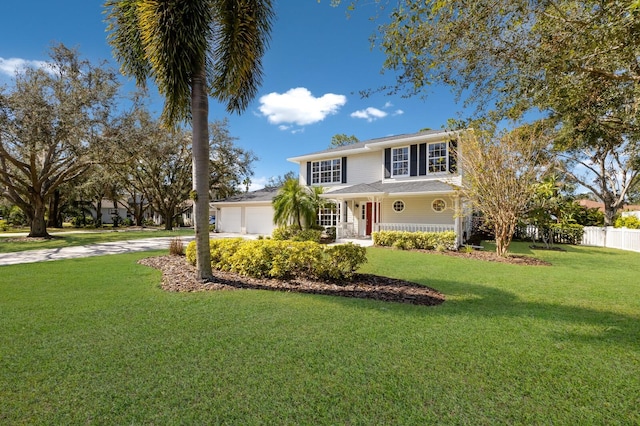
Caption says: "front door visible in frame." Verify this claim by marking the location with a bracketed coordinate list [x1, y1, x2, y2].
[365, 202, 373, 235]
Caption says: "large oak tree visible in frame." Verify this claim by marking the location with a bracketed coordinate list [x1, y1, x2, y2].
[0, 44, 119, 237]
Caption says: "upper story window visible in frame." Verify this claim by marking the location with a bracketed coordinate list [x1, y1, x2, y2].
[392, 147, 409, 177]
[311, 158, 341, 184]
[428, 142, 448, 173]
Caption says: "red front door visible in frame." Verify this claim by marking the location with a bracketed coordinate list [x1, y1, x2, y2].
[366, 202, 373, 235]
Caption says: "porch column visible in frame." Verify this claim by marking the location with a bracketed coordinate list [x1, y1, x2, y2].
[454, 196, 462, 246]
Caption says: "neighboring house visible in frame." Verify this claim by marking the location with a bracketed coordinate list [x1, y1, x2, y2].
[211, 186, 280, 234]
[89, 197, 194, 227]
[90, 199, 132, 225]
[212, 129, 472, 245]
[577, 199, 640, 218]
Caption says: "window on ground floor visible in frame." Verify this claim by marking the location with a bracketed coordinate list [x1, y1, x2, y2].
[318, 202, 340, 227]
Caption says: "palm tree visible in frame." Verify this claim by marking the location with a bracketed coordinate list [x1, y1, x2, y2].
[273, 178, 318, 229]
[105, 0, 274, 278]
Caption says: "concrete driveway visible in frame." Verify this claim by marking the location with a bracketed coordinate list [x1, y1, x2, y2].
[0, 236, 197, 266]
[0, 232, 371, 266]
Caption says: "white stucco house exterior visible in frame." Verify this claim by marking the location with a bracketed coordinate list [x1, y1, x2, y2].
[212, 129, 472, 245]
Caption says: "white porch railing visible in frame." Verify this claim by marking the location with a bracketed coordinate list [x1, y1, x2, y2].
[582, 226, 640, 252]
[376, 223, 455, 233]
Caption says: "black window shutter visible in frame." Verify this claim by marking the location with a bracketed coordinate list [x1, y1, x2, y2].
[419, 143, 427, 175]
[448, 140, 458, 173]
[384, 148, 391, 178]
[410, 144, 418, 176]
[306, 161, 312, 185]
[341, 157, 347, 183]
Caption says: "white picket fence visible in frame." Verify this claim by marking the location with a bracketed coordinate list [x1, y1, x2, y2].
[582, 226, 640, 252]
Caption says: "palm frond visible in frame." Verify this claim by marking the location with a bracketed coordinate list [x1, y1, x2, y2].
[211, 0, 275, 113]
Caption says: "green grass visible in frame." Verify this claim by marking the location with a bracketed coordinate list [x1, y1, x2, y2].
[1, 243, 639, 424]
[0, 229, 194, 253]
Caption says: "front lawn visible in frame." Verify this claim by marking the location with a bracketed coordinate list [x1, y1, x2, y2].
[0, 229, 194, 253]
[1, 243, 638, 424]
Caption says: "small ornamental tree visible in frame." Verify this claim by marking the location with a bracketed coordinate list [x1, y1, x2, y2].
[458, 125, 552, 256]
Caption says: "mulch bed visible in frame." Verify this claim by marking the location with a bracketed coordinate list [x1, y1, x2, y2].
[138, 255, 446, 306]
[138, 247, 550, 306]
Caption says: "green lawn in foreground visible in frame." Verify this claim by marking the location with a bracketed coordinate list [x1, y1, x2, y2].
[1, 243, 639, 424]
[0, 229, 194, 253]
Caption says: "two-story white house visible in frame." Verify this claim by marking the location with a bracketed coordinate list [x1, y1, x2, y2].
[213, 129, 471, 246]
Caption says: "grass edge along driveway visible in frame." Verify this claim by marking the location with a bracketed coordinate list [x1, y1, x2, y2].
[1, 243, 638, 424]
[0, 229, 194, 253]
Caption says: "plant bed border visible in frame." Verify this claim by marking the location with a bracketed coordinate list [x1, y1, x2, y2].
[138, 255, 445, 306]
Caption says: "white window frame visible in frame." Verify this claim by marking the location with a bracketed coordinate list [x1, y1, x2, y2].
[318, 202, 339, 227]
[428, 142, 448, 173]
[391, 146, 409, 177]
[393, 200, 405, 213]
[432, 199, 446, 212]
[311, 158, 342, 184]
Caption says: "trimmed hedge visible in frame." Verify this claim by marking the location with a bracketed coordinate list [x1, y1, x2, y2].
[549, 223, 584, 245]
[186, 239, 367, 281]
[271, 226, 322, 243]
[615, 216, 640, 229]
[372, 230, 457, 251]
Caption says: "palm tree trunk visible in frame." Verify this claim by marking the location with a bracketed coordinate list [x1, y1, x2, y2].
[191, 65, 212, 279]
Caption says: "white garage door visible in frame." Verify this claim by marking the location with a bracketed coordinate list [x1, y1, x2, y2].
[245, 206, 275, 235]
[221, 207, 241, 233]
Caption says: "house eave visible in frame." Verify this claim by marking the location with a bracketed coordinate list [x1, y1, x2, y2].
[287, 129, 467, 164]
[210, 200, 273, 207]
[287, 147, 372, 164]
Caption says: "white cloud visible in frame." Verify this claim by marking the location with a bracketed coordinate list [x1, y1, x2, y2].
[247, 176, 269, 192]
[0, 57, 50, 76]
[259, 87, 347, 126]
[350, 107, 388, 122]
[393, 109, 405, 116]
[384, 101, 393, 108]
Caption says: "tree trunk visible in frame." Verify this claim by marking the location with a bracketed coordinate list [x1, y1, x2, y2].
[494, 221, 513, 257]
[28, 197, 49, 238]
[191, 65, 212, 279]
[47, 190, 61, 228]
[163, 208, 174, 230]
[95, 198, 103, 228]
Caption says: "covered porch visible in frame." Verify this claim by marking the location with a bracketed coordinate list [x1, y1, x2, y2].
[321, 180, 468, 247]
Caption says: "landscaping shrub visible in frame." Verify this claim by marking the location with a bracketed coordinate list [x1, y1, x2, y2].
[270, 241, 325, 279]
[186, 239, 367, 282]
[549, 223, 584, 245]
[373, 230, 457, 251]
[186, 238, 245, 270]
[272, 225, 322, 243]
[316, 243, 368, 280]
[291, 229, 322, 243]
[0, 219, 8, 231]
[615, 215, 640, 229]
[168, 237, 184, 256]
[271, 225, 298, 241]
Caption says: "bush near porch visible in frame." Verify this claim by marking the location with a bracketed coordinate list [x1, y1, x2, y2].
[373, 230, 457, 251]
[186, 239, 367, 281]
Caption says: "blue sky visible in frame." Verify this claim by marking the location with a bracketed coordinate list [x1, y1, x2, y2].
[0, 0, 463, 190]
